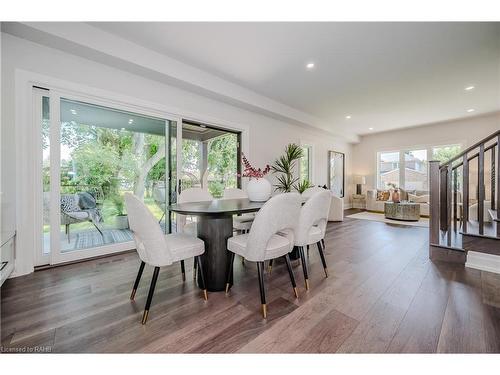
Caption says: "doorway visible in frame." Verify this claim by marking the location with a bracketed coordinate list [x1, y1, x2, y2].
[35, 89, 177, 265]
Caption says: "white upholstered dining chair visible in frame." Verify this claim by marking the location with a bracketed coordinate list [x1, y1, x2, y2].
[177, 187, 212, 280]
[291, 189, 331, 290]
[177, 187, 213, 235]
[124, 193, 208, 325]
[222, 188, 255, 233]
[225, 192, 302, 318]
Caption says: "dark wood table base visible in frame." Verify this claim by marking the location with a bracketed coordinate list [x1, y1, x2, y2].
[197, 214, 234, 291]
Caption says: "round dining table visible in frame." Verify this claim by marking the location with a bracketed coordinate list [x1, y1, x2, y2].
[168, 198, 266, 292]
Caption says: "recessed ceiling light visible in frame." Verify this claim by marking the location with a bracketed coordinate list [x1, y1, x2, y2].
[467, 108, 475, 113]
[465, 86, 475, 91]
[306, 62, 315, 69]
[368, 127, 374, 130]
[128, 119, 134, 124]
[70, 109, 77, 115]
[345, 115, 352, 120]
[120, 127, 126, 131]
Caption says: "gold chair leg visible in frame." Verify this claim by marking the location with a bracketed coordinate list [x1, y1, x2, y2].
[141, 310, 149, 325]
[262, 304, 267, 319]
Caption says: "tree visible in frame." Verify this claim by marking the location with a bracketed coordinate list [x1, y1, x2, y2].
[207, 134, 237, 197]
[432, 145, 461, 164]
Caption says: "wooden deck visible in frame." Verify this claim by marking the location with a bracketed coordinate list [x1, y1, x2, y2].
[2, 210, 500, 353]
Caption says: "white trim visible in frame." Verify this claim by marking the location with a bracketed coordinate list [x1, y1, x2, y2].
[32, 88, 50, 266]
[466, 251, 500, 274]
[15, 68, 251, 276]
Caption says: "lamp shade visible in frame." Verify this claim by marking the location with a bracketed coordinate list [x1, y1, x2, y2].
[354, 175, 366, 185]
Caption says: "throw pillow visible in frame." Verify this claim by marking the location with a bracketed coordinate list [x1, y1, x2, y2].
[376, 190, 390, 201]
[60, 194, 81, 213]
[78, 192, 97, 209]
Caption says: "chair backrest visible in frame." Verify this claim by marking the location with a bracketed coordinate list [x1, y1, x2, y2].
[177, 188, 213, 232]
[302, 186, 327, 199]
[124, 193, 173, 266]
[245, 192, 302, 261]
[294, 190, 331, 246]
[178, 187, 213, 203]
[222, 188, 248, 200]
[152, 184, 166, 205]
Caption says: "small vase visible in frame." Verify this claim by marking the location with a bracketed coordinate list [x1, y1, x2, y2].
[246, 178, 272, 202]
[392, 190, 400, 203]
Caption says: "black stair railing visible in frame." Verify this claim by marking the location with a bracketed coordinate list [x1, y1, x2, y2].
[429, 130, 500, 250]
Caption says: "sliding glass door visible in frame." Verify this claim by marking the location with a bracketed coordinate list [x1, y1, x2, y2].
[34, 89, 240, 266]
[35, 89, 179, 265]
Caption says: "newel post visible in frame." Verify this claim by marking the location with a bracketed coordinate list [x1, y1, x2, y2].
[429, 160, 440, 253]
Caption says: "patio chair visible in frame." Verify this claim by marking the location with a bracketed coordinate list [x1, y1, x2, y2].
[43, 187, 105, 242]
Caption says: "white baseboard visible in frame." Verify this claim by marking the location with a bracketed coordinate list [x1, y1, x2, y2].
[344, 203, 353, 209]
[466, 251, 500, 274]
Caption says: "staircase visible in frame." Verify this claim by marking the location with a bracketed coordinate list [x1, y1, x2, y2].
[429, 130, 500, 264]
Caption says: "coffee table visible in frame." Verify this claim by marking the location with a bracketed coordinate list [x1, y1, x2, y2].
[384, 201, 420, 221]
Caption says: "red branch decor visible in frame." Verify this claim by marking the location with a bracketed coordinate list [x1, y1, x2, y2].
[239, 153, 270, 179]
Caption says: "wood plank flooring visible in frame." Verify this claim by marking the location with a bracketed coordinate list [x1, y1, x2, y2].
[2, 209, 499, 353]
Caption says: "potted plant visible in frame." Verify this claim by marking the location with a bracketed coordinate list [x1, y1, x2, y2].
[240, 154, 272, 201]
[272, 144, 303, 192]
[296, 179, 312, 194]
[111, 194, 129, 230]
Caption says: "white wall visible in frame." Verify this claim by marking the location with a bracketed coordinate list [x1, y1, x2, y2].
[1, 33, 352, 276]
[352, 112, 500, 191]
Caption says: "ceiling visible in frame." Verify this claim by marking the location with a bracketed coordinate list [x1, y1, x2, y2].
[61, 99, 167, 135]
[61, 99, 229, 141]
[90, 22, 500, 136]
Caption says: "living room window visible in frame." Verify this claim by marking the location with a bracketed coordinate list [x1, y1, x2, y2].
[377, 144, 462, 191]
[404, 149, 428, 191]
[377, 151, 400, 189]
[432, 144, 462, 163]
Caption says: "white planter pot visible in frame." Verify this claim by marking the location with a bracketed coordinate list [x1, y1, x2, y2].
[115, 215, 129, 230]
[246, 178, 272, 202]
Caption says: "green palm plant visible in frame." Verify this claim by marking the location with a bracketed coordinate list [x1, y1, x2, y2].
[272, 143, 303, 192]
[295, 179, 312, 194]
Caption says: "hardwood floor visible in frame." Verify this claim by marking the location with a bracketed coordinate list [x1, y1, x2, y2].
[2, 209, 500, 353]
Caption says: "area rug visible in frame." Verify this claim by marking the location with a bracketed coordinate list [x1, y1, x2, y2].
[346, 211, 429, 228]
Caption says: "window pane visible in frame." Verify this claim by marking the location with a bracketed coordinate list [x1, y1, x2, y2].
[59, 98, 167, 253]
[378, 151, 400, 189]
[300, 146, 311, 183]
[404, 149, 428, 191]
[207, 133, 238, 198]
[432, 144, 462, 163]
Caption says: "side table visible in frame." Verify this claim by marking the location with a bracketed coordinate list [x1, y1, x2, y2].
[352, 194, 366, 209]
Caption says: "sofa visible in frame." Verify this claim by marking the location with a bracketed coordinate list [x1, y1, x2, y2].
[366, 189, 430, 217]
[302, 187, 344, 221]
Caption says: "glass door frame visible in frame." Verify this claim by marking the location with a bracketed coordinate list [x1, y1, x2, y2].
[35, 87, 181, 265]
